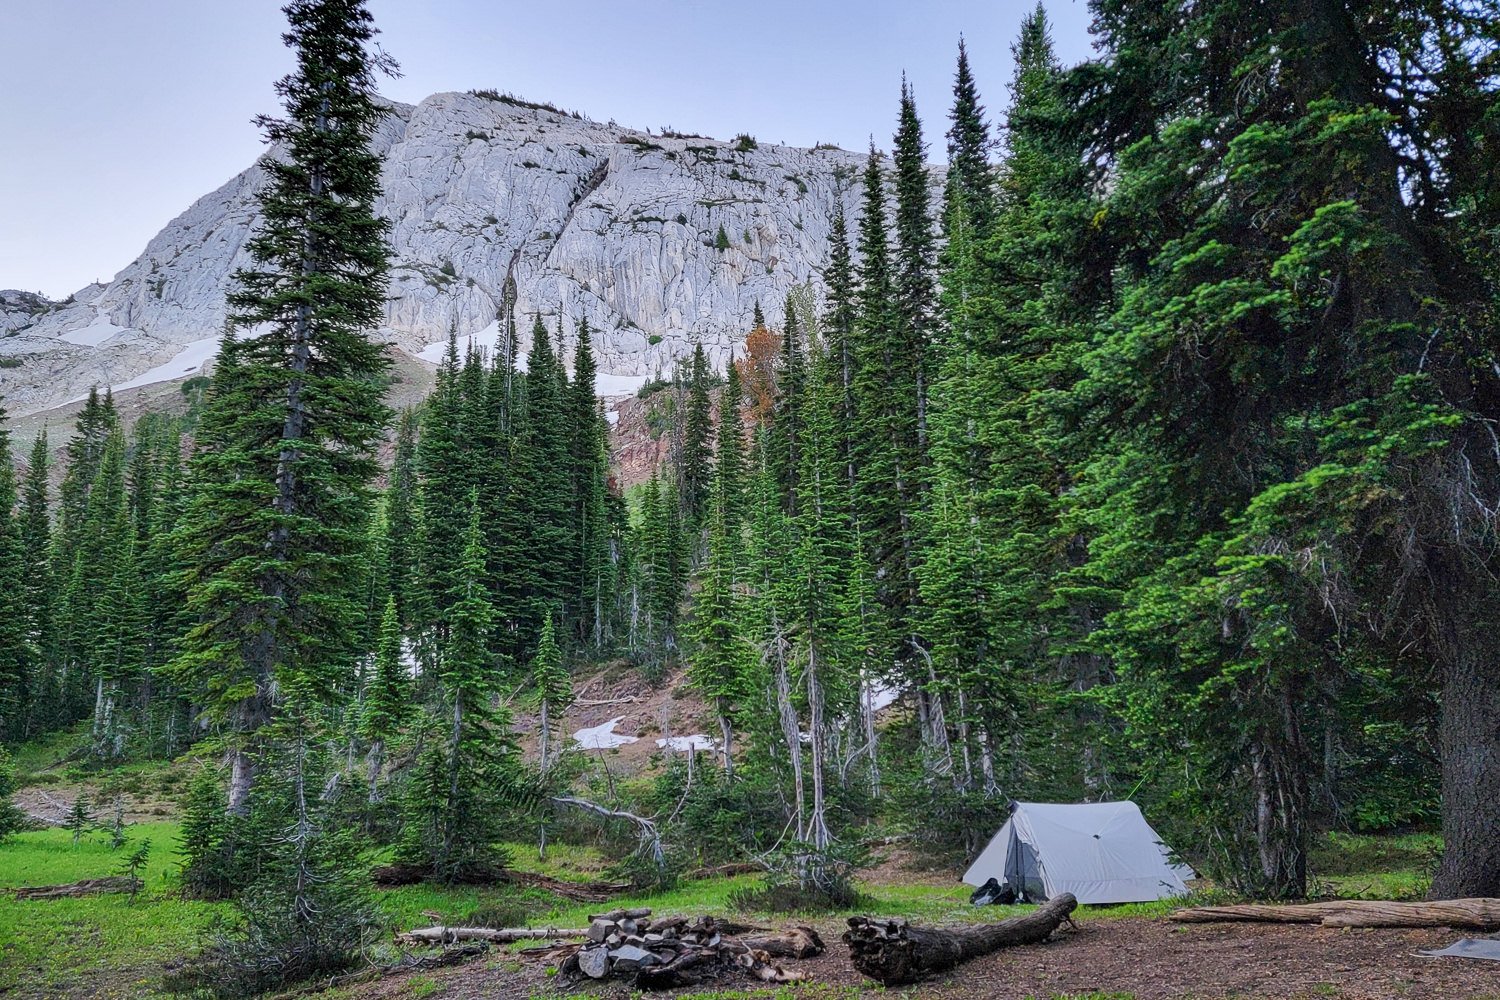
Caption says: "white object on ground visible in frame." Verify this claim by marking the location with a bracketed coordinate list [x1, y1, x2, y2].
[573, 716, 639, 750]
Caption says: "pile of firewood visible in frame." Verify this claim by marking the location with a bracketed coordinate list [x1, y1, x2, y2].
[397, 907, 824, 990]
[559, 909, 823, 989]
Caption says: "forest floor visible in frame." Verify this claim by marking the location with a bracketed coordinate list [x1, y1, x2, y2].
[0, 716, 1482, 999]
[0, 813, 1490, 1000]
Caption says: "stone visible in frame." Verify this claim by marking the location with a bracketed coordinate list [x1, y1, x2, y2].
[0, 92, 944, 422]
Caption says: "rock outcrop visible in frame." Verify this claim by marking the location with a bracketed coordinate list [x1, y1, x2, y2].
[0, 91, 920, 418]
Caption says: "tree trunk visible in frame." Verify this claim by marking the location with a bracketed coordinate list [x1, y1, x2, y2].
[227, 743, 256, 817]
[1432, 594, 1500, 899]
[1170, 898, 1500, 930]
[716, 696, 734, 778]
[366, 737, 384, 804]
[843, 893, 1077, 985]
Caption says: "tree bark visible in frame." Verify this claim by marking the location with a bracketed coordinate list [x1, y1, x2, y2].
[843, 893, 1077, 985]
[1431, 593, 1500, 899]
[1170, 898, 1500, 930]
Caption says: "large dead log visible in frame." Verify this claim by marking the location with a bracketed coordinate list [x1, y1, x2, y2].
[14, 876, 143, 900]
[844, 893, 1078, 985]
[1169, 897, 1500, 930]
[739, 925, 825, 959]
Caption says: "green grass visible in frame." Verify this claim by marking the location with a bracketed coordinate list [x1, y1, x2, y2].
[1309, 830, 1439, 900]
[0, 822, 224, 998]
[0, 815, 1446, 999]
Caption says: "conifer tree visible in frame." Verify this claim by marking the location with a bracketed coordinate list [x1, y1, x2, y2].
[688, 454, 749, 775]
[567, 320, 612, 644]
[361, 597, 406, 802]
[715, 356, 747, 530]
[529, 612, 570, 774]
[403, 492, 519, 881]
[0, 406, 28, 741]
[943, 38, 994, 241]
[167, 0, 396, 816]
[383, 409, 421, 631]
[768, 302, 806, 511]
[19, 432, 53, 732]
[892, 77, 936, 458]
[680, 342, 714, 528]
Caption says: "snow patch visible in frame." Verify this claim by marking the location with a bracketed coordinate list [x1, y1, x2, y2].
[60, 317, 130, 347]
[867, 680, 901, 713]
[112, 337, 220, 393]
[656, 734, 716, 752]
[573, 716, 638, 749]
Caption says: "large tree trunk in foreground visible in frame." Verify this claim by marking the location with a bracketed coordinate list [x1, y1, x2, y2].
[1170, 897, 1500, 930]
[844, 893, 1077, 985]
[1431, 585, 1500, 899]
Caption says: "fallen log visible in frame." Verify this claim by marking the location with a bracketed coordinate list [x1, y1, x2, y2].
[395, 925, 589, 946]
[740, 925, 825, 959]
[369, 862, 628, 902]
[14, 876, 143, 900]
[1169, 897, 1500, 931]
[844, 893, 1078, 985]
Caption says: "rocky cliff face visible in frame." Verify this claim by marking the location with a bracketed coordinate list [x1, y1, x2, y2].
[0, 91, 910, 419]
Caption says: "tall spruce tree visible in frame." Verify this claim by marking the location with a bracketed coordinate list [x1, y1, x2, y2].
[680, 342, 714, 529]
[944, 38, 995, 240]
[567, 320, 612, 645]
[0, 405, 28, 741]
[1065, 0, 1500, 897]
[167, 0, 396, 815]
[18, 432, 53, 734]
[403, 492, 519, 881]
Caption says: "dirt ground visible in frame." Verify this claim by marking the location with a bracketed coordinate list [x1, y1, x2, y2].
[355, 915, 1500, 1000]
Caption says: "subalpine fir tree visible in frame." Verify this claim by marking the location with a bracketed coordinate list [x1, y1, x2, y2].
[943, 38, 994, 241]
[768, 301, 806, 512]
[167, 0, 396, 816]
[19, 432, 53, 733]
[1066, 0, 1500, 898]
[0, 405, 28, 741]
[822, 205, 860, 496]
[892, 77, 936, 459]
[687, 467, 749, 776]
[361, 597, 406, 802]
[715, 356, 747, 531]
[53, 389, 119, 720]
[415, 335, 472, 638]
[403, 492, 519, 881]
[529, 612, 570, 775]
[383, 409, 421, 632]
[522, 316, 573, 619]
[74, 427, 144, 761]
[680, 342, 714, 529]
[567, 321, 612, 644]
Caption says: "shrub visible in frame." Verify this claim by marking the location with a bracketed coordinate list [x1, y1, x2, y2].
[0, 357, 22, 369]
[0, 747, 25, 839]
[728, 841, 872, 913]
[464, 130, 490, 142]
[733, 133, 758, 152]
[714, 225, 731, 251]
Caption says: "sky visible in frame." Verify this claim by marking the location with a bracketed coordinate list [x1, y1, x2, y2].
[0, 1, 1094, 300]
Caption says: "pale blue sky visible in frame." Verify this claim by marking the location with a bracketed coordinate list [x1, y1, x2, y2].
[1, 1, 1093, 299]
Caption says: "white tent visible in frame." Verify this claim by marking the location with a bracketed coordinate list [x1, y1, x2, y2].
[962, 801, 1193, 904]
